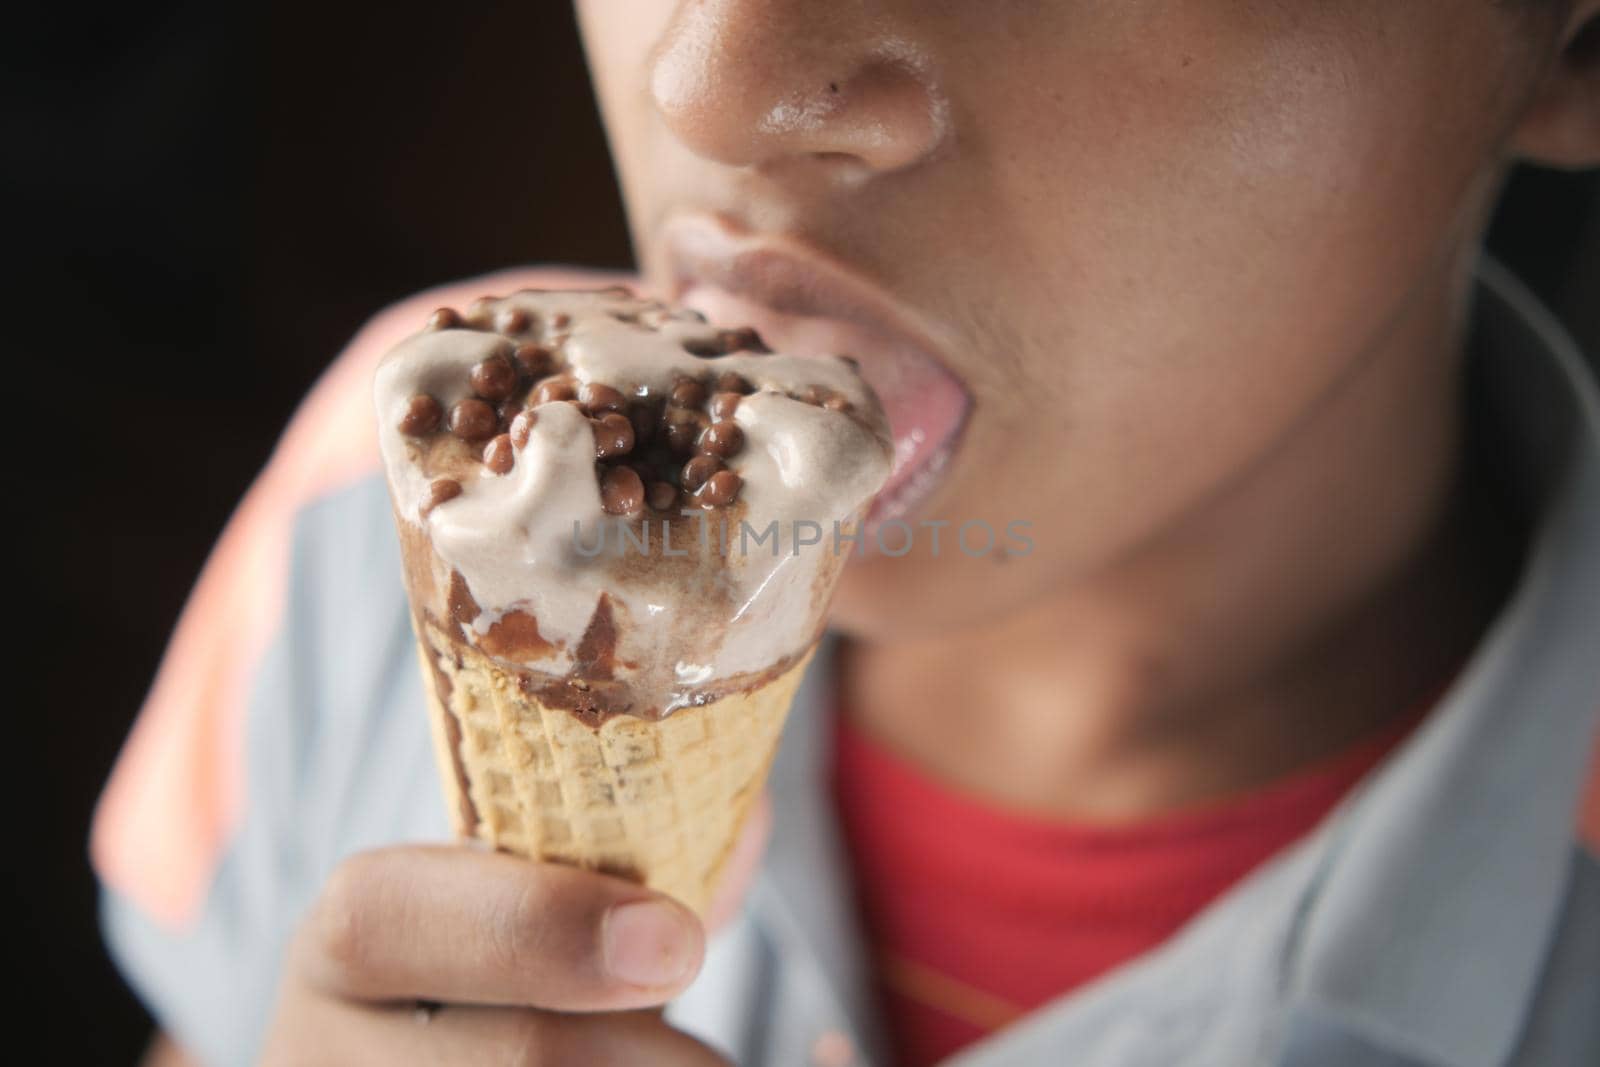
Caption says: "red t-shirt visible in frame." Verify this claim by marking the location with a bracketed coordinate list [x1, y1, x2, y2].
[831, 704, 1426, 1067]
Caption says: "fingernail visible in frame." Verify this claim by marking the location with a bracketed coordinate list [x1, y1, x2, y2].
[602, 899, 697, 988]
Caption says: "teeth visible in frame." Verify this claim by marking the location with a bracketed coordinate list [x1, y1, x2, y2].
[890, 426, 927, 476]
[870, 437, 953, 526]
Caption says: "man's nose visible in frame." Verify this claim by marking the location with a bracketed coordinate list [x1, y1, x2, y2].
[649, 0, 946, 176]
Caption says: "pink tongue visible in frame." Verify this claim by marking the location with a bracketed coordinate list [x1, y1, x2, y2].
[681, 286, 968, 501]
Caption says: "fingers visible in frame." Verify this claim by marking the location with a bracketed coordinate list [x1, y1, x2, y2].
[291, 845, 705, 1012]
[423, 1006, 729, 1066]
[265, 983, 728, 1066]
[272, 845, 726, 1066]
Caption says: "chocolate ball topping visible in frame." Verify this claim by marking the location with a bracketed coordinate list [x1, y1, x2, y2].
[629, 404, 657, 446]
[465, 297, 495, 326]
[482, 434, 515, 475]
[496, 307, 531, 335]
[591, 412, 636, 459]
[581, 382, 628, 415]
[681, 453, 722, 491]
[496, 397, 525, 430]
[399, 393, 442, 436]
[407, 299, 803, 513]
[470, 353, 518, 402]
[422, 478, 462, 514]
[513, 343, 554, 377]
[722, 326, 769, 353]
[696, 469, 742, 507]
[699, 420, 744, 458]
[509, 408, 538, 448]
[670, 378, 707, 409]
[600, 465, 645, 517]
[714, 371, 752, 396]
[449, 398, 498, 441]
[647, 480, 678, 511]
[531, 377, 577, 405]
[683, 326, 770, 357]
[427, 307, 462, 331]
[663, 409, 706, 455]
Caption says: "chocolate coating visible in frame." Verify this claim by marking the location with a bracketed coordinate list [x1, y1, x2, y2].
[709, 391, 741, 420]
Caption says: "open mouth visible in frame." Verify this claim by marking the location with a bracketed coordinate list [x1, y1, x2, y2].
[662, 214, 972, 535]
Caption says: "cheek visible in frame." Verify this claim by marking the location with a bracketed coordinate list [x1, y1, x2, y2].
[946, 5, 1516, 534]
[574, 1, 675, 221]
[994, 5, 1517, 367]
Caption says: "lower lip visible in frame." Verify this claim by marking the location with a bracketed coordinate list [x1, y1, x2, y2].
[680, 284, 970, 531]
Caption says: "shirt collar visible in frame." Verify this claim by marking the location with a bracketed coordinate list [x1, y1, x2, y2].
[1282, 253, 1600, 1067]
[755, 634, 890, 1061]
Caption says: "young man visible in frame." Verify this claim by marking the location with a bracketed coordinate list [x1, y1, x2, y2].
[96, 2, 1600, 1064]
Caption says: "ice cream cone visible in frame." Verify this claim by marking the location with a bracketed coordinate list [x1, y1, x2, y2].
[376, 288, 890, 916]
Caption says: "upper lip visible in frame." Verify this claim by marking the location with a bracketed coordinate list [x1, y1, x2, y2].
[661, 213, 963, 375]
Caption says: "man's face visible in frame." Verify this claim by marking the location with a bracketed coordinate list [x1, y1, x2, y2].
[576, 1, 1545, 638]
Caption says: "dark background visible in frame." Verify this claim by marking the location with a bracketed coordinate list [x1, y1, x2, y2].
[7, 3, 1596, 1064]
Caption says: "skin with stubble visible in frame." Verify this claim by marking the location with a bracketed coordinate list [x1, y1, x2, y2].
[169, 3, 1600, 1064]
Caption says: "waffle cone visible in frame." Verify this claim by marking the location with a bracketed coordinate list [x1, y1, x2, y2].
[413, 619, 810, 916]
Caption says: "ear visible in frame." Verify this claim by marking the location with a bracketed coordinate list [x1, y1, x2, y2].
[1508, 1, 1600, 170]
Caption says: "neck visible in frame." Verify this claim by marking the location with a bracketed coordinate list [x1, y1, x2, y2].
[842, 258, 1522, 820]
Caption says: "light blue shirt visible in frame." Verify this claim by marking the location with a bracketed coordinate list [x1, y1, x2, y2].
[103, 256, 1600, 1066]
